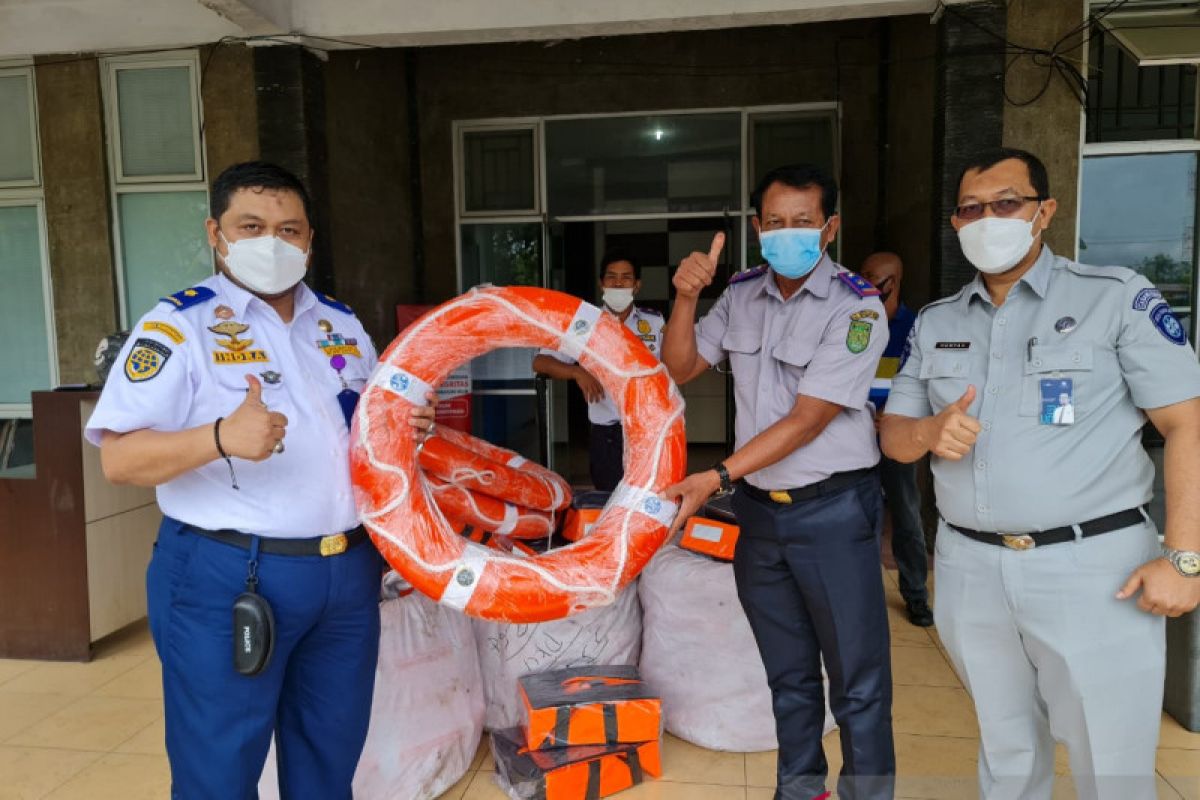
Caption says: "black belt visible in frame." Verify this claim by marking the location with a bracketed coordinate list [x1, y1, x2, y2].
[739, 467, 876, 505]
[185, 524, 369, 557]
[947, 506, 1148, 551]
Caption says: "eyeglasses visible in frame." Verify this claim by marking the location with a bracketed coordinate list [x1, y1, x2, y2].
[954, 196, 1043, 221]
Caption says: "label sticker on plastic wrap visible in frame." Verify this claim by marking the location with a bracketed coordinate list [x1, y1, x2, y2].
[440, 548, 491, 611]
[374, 364, 435, 406]
[689, 523, 724, 543]
[558, 302, 603, 361]
[610, 483, 678, 529]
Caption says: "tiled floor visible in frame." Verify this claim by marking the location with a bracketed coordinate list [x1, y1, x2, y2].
[1, 569, 1197, 799]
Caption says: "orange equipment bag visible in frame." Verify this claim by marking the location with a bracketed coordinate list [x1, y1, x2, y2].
[679, 494, 740, 561]
[491, 727, 661, 800]
[560, 491, 609, 542]
[519, 665, 661, 751]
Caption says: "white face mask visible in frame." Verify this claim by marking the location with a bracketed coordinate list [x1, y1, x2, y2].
[219, 231, 309, 295]
[957, 206, 1041, 275]
[602, 287, 635, 313]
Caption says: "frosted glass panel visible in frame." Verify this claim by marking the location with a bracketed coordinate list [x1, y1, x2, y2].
[116, 66, 197, 177]
[0, 205, 51, 404]
[0, 74, 36, 183]
[119, 191, 212, 320]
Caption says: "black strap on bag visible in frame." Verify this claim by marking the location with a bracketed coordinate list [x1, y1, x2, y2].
[602, 703, 619, 744]
[232, 536, 276, 676]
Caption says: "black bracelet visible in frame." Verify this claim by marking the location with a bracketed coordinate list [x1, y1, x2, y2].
[213, 417, 240, 491]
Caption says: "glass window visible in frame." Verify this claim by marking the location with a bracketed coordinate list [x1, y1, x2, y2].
[115, 66, 198, 178]
[118, 191, 212, 320]
[0, 72, 36, 184]
[462, 128, 536, 214]
[546, 113, 740, 215]
[1087, 29, 1197, 143]
[0, 205, 51, 406]
[1079, 152, 1197, 333]
[460, 222, 543, 383]
[750, 111, 837, 200]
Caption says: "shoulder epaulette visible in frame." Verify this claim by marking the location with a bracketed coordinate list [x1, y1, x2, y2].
[924, 284, 970, 310]
[317, 293, 354, 314]
[159, 286, 215, 311]
[837, 271, 881, 297]
[1063, 260, 1136, 283]
[729, 265, 768, 286]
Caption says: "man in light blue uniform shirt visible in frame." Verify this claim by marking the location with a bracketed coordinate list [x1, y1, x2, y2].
[86, 162, 432, 799]
[881, 148, 1200, 800]
[663, 164, 894, 800]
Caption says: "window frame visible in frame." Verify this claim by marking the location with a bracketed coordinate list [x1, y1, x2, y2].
[101, 51, 211, 327]
[456, 121, 542, 219]
[0, 64, 42, 190]
[101, 52, 206, 185]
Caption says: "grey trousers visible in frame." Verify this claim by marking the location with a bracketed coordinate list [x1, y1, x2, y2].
[933, 519, 1165, 800]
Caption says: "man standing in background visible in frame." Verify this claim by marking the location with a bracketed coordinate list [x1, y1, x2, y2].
[861, 252, 932, 627]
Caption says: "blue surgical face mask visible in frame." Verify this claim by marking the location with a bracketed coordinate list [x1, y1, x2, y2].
[759, 222, 830, 279]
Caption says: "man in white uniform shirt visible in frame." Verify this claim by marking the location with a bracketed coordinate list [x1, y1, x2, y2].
[533, 250, 664, 490]
[86, 162, 432, 800]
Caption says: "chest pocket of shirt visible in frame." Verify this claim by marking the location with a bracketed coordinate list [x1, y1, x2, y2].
[918, 351, 971, 412]
[722, 328, 762, 371]
[1020, 344, 1094, 417]
[771, 336, 820, 387]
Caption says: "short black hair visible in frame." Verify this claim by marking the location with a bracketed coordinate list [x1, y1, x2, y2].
[750, 163, 838, 221]
[955, 148, 1050, 200]
[210, 161, 314, 224]
[599, 248, 640, 280]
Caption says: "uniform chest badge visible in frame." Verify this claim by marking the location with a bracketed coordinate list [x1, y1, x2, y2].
[214, 305, 235, 321]
[124, 338, 172, 382]
[317, 330, 362, 358]
[209, 321, 269, 363]
[636, 319, 651, 335]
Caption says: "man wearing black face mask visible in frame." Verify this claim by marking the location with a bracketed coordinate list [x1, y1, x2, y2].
[861, 252, 931, 627]
[533, 250, 663, 491]
[85, 162, 433, 799]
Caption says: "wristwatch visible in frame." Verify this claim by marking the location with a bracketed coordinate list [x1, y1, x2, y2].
[711, 462, 734, 498]
[1163, 547, 1200, 578]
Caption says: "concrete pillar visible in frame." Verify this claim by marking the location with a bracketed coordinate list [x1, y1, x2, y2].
[34, 56, 118, 385]
[1002, 0, 1086, 261]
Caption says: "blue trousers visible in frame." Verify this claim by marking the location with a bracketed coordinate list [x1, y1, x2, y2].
[147, 517, 383, 800]
[878, 455, 929, 604]
[731, 472, 895, 800]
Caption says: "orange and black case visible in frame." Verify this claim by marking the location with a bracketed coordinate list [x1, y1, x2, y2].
[491, 726, 661, 800]
[518, 665, 662, 750]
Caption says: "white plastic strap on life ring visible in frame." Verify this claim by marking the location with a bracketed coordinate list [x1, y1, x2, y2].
[351, 285, 686, 622]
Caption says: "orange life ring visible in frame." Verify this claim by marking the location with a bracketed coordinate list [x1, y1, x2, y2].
[350, 285, 687, 622]
[418, 426, 570, 514]
[426, 474, 556, 539]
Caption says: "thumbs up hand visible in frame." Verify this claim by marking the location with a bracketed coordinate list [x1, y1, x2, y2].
[928, 385, 981, 460]
[672, 233, 725, 300]
[220, 374, 289, 461]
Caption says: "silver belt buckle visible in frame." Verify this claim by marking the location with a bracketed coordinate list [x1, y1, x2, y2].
[1001, 533, 1036, 551]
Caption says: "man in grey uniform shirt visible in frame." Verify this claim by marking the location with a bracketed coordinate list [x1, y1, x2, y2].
[664, 163, 894, 800]
[881, 147, 1200, 800]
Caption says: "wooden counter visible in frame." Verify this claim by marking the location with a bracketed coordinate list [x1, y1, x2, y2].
[0, 390, 158, 661]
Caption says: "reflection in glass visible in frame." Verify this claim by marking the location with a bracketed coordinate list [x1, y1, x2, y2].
[0, 205, 51, 405]
[116, 67, 197, 177]
[750, 112, 837, 197]
[462, 129, 536, 213]
[460, 222, 543, 382]
[119, 191, 212, 321]
[546, 114, 740, 215]
[1079, 154, 1196, 328]
[0, 75, 36, 183]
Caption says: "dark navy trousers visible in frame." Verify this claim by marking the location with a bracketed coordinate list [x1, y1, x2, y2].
[879, 455, 929, 605]
[731, 472, 895, 800]
[147, 516, 383, 800]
